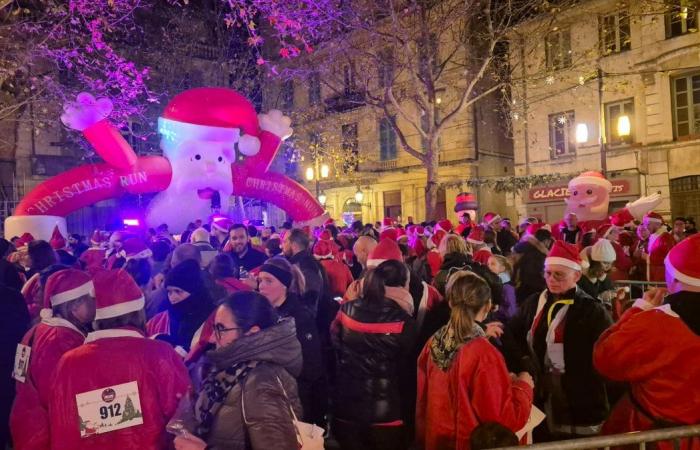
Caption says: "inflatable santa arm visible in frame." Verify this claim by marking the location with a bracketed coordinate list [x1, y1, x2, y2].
[61, 93, 138, 169]
[242, 109, 293, 173]
[610, 193, 663, 226]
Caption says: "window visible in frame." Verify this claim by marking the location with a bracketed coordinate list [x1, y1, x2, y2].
[379, 117, 397, 161]
[671, 175, 700, 220]
[545, 29, 572, 70]
[343, 65, 356, 95]
[600, 11, 631, 55]
[308, 73, 321, 106]
[383, 190, 402, 219]
[378, 48, 394, 89]
[666, 0, 698, 38]
[548, 111, 576, 157]
[342, 123, 359, 173]
[672, 73, 700, 138]
[282, 79, 294, 110]
[605, 98, 635, 144]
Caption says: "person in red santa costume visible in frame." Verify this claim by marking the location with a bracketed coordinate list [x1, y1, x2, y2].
[594, 234, 700, 448]
[466, 227, 493, 266]
[314, 239, 354, 298]
[641, 211, 676, 282]
[10, 269, 95, 450]
[49, 269, 190, 450]
[556, 171, 661, 236]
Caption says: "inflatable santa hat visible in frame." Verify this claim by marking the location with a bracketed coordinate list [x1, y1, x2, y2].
[158, 87, 262, 156]
[665, 234, 700, 286]
[41, 269, 94, 319]
[545, 240, 583, 271]
[569, 171, 613, 192]
[93, 269, 145, 320]
[454, 192, 478, 212]
[49, 226, 66, 250]
[367, 238, 403, 268]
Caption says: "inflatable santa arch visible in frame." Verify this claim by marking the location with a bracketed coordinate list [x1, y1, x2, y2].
[4, 88, 327, 239]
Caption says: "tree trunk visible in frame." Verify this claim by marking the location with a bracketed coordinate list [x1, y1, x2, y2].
[424, 150, 439, 221]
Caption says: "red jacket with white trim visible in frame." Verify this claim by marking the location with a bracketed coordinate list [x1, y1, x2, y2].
[594, 292, 700, 446]
[48, 328, 190, 450]
[319, 258, 354, 297]
[10, 320, 86, 450]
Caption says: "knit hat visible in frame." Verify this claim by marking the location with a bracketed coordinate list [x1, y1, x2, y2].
[367, 238, 403, 268]
[16, 232, 34, 248]
[49, 226, 66, 250]
[159, 88, 262, 156]
[568, 171, 612, 192]
[665, 234, 700, 286]
[165, 259, 205, 295]
[42, 269, 94, 318]
[467, 227, 485, 245]
[313, 239, 335, 260]
[590, 239, 616, 263]
[380, 228, 398, 242]
[119, 238, 153, 261]
[93, 269, 145, 320]
[435, 219, 453, 233]
[454, 192, 478, 212]
[482, 212, 502, 226]
[644, 211, 664, 225]
[545, 240, 582, 271]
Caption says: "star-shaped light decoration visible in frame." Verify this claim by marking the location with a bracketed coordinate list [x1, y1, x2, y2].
[545, 75, 555, 85]
[557, 115, 568, 125]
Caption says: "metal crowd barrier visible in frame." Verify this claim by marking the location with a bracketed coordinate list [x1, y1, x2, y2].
[612, 280, 667, 292]
[492, 424, 700, 450]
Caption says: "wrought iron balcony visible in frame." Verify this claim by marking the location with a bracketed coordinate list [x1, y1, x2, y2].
[324, 91, 366, 113]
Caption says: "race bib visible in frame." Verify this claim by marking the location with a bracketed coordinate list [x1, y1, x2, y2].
[76, 381, 143, 438]
[13, 344, 31, 383]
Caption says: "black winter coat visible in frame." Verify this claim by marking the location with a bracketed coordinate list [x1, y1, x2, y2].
[333, 296, 417, 425]
[512, 237, 549, 303]
[502, 286, 613, 426]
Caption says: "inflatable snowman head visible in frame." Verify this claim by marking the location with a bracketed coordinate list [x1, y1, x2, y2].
[564, 171, 612, 222]
[157, 88, 262, 199]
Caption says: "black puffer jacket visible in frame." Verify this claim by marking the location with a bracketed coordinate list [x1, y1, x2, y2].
[333, 296, 417, 425]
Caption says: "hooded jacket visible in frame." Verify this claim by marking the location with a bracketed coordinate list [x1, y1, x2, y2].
[191, 318, 303, 450]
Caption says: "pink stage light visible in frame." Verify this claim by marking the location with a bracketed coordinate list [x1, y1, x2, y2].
[123, 219, 140, 226]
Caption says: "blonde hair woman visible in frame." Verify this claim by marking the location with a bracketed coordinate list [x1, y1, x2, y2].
[416, 271, 534, 450]
[438, 233, 469, 257]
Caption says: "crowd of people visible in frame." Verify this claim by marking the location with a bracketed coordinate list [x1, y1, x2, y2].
[0, 206, 698, 450]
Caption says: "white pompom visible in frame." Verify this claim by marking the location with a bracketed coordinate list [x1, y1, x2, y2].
[39, 308, 53, 319]
[238, 134, 261, 156]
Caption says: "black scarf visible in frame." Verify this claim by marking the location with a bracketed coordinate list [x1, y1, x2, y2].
[195, 360, 259, 438]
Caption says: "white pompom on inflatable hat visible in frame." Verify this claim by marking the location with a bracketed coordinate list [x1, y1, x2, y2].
[158, 87, 261, 156]
[568, 171, 613, 192]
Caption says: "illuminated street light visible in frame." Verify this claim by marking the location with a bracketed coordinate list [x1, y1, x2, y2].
[355, 188, 364, 203]
[305, 166, 314, 181]
[575, 123, 589, 143]
[617, 115, 631, 137]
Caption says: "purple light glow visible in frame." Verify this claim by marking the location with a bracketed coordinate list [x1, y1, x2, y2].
[123, 219, 140, 226]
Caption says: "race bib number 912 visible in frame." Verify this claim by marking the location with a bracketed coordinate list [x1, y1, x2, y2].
[76, 381, 143, 438]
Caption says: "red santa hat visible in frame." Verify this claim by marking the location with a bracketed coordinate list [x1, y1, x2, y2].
[93, 269, 145, 320]
[466, 227, 485, 245]
[396, 228, 408, 242]
[119, 238, 153, 261]
[49, 226, 66, 250]
[435, 219, 453, 233]
[313, 239, 335, 260]
[367, 238, 403, 268]
[519, 217, 537, 227]
[454, 192, 478, 212]
[428, 230, 446, 249]
[158, 87, 261, 156]
[526, 222, 552, 236]
[90, 230, 107, 247]
[415, 226, 426, 236]
[211, 217, 233, 233]
[473, 248, 493, 265]
[79, 248, 106, 275]
[411, 237, 427, 257]
[324, 218, 335, 227]
[649, 232, 676, 265]
[482, 212, 502, 226]
[16, 232, 34, 248]
[382, 217, 394, 229]
[596, 224, 619, 240]
[665, 234, 700, 286]
[42, 269, 94, 317]
[644, 211, 664, 225]
[380, 228, 398, 242]
[545, 240, 583, 271]
[319, 229, 332, 241]
[568, 171, 613, 192]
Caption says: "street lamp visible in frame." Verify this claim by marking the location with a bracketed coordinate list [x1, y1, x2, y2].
[320, 163, 330, 179]
[318, 192, 327, 205]
[306, 159, 329, 202]
[575, 123, 589, 143]
[305, 167, 314, 181]
[354, 188, 364, 203]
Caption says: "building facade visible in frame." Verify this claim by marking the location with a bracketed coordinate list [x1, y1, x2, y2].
[509, 0, 700, 223]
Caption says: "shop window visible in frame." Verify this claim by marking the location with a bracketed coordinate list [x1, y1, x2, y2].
[672, 72, 700, 139]
[600, 10, 631, 55]
[548, 111, 576, 158]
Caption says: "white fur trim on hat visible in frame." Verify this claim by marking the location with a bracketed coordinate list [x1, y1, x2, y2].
[569, 174, 613, 192]
[486, 214, 502, 225]
[94, 296, 145, 320]
[51, 280, 95, 307]
[158, 117, 241, 143]
[124, 248, 153, 262]
[645, 217, 663, 224]
[545, 256, 582, 271]
[664, 254, 700, 287]
[314, 252, 334, 260]
[467, 237, 484, 245]
[366, 258, 387, 268]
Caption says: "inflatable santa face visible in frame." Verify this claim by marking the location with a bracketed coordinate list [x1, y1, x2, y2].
[564, 171, 612, 222]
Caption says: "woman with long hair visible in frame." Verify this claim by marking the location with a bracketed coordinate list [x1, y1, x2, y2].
[416, 271, 534, 450]
[333, 259, 417, 450]
[174, 291, 302, 450]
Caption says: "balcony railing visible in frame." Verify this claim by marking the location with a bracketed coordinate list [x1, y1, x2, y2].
[186, 43, 221, 61]
[358, 159, 398, 172]
[324, 91, 366, 113]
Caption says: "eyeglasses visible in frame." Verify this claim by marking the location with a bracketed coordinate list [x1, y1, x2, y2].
[214, 324, 243, 340]
[543, 270, 571, 281]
